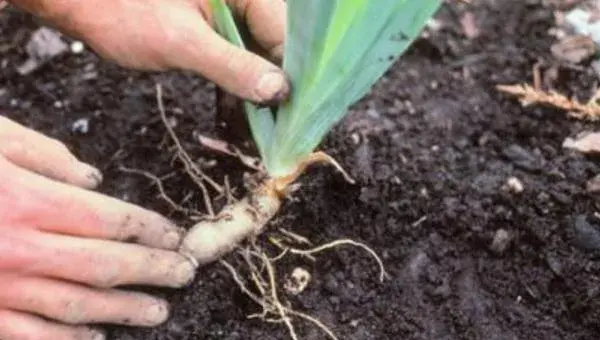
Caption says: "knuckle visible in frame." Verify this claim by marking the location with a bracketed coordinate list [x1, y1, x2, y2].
[222, 47, 251, 76]
[88, 254, 122, 288]
[0, 139, 25, 160]
[61, 299, 87, 324]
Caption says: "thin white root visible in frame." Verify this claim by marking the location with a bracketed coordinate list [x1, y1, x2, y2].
[220, 248, 340, 340]
[262, 252, 299, 340]
[306, 151, 355, 185]
[179, 187, 281, 265]
[289, 239, 389, 282]
[118, 166, 201, 216]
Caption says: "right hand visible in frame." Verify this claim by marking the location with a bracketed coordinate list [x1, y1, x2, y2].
[9, 0, 289, 104]
[0, 116, 197, 340]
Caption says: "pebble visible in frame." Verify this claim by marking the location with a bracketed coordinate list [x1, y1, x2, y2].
[502, 144, 542, 171]
[70, 41, 85, 54]
[545, 254, 563, 277]
[490, 229, 512, 255]
[71, 118, 90, 134]
[17, 27, 68, 75]
[572, 215, 600, 252]
[505, 176, 524, 193]
[586, 174, 600, 193]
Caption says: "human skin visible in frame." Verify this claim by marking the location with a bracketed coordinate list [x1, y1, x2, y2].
[10, 0, 289, 104]
[0, 116, 196, 339]
[0, 0, 286, 339]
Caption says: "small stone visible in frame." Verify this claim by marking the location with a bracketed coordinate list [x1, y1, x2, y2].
[17, 27, 68, 75]
[70, 41, 85, 54]
[284, 267, 311, 295]
[71, 118, 90, 134]
[502, 144, 542, 171]
[490, 229, 512, 255]
[504, 176, 524, 193]
[545, 254, 563, 277]
[572, 215, 600, 252]
[586, 174, 600, 193]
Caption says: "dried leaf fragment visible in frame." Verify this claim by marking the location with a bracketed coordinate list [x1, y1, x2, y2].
[563, 131, 600, 153]
[496, 84, 600, 121]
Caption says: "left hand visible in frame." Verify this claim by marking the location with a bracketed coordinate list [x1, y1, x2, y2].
[0, 116, 197, 340]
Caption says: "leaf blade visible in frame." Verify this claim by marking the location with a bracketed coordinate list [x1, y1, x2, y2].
[266, 0, 442, 176]
[208, 0, 275, 160]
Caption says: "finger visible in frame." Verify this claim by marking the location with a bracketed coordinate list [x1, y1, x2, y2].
[0, 156, 184, 250]
[168, 16, 289, 104]
[0, 309, 105, 340]
[225, 0, 287, 60]
[5, 228, 195, 288]
[0, 116, 102, 189]
[0, 275, 169, 326]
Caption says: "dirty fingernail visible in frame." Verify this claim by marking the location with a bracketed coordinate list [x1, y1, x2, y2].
[80, 163, 103, 188]
[255, 71, 289, 103]
[173, 258, 196, 287]
[144, 300, 169, 325]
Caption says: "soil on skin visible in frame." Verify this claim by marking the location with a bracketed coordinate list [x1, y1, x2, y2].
[2, 1, 600, 339]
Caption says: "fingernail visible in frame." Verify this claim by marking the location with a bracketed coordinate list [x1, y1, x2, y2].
[144, 300, 169, 325]
[173, 258, 196, 287]
[255, 71, 289, 103]
[80, 163, 103, 188]
[87, 328, 106, 340]
[163, 229, 183, 249]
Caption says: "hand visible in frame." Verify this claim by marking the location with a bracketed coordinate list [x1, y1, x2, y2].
[0, 116, 197, 340]
[9, 0, 288, 104]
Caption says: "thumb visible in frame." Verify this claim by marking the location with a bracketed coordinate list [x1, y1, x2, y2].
[171, 19, 289, 104]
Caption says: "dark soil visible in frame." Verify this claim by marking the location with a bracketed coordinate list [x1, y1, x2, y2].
[2, 0, 600, 339]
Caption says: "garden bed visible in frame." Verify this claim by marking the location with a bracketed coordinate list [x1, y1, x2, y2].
[1, 0, 599, 339]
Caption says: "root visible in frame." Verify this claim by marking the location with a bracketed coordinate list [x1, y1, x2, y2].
[496, 83, 600, 121]
[274, 238, 388, 283]
[178, 182, 282, 265]
[118, 166, 202, 216]
[274, 151, 356, 193]
[156, 84, 220, 216]
[219, 229, 387, 340]
[220, 244, 340, 340]
[150, 84, 382, 340]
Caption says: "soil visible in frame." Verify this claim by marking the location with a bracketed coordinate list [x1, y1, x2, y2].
[2, 0, 600, 339]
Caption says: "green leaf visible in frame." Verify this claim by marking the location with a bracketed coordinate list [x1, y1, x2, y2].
[208, 0, 275, 159]
[265, 0, 442, 177]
